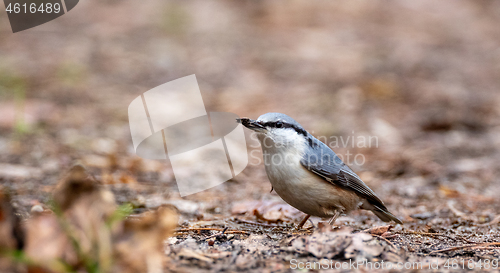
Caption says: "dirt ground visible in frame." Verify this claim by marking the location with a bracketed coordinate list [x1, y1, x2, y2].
[1, 0, 500, 272]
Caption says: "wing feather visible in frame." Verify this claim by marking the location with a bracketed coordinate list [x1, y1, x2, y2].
[300, 136, 388, 210]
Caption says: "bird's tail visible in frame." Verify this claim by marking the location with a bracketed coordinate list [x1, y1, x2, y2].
[372, 208, 403, 224]
[361, 201, 403, 224]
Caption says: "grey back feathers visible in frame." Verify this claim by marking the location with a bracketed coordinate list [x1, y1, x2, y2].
[300, 134, 385, 205]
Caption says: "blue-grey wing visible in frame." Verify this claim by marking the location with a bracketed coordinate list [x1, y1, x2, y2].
[300, 136, 387, 209]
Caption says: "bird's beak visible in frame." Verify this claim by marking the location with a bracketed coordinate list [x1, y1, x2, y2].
[236, 118, 266, 132]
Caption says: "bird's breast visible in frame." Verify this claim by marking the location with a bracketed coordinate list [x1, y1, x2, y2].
[263, 149, 361, 218]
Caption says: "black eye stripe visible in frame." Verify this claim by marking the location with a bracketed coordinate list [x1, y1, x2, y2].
[261, 121, 307, 137]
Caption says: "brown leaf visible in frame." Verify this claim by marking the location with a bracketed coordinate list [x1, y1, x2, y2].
[365, 225, 393, 236]
[0, 189, 24, 250]
[439, 185, 460, 198]
[0, 188, 25, 272]
[292, 233, 352, 259]
[345, 232, 383, 259]
[25, 165, 116, 272]
[52, 164, 107, 211]
[291, 228, 383, 260]
[25, 214, 78, 269]
[112, 205, 178, 273]
[24, 165, 178, 273]
[101, 171, 137, 185]
[231, 200, 305, 223]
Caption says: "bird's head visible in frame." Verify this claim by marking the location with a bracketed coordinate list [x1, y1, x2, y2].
[237, 113, 308, 149]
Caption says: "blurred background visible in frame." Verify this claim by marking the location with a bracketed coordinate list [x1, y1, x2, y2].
[1, 0, 500, 233]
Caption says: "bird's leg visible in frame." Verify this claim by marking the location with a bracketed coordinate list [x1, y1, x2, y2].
[296, 214, 311, 230]
[328, 210, 341, 225]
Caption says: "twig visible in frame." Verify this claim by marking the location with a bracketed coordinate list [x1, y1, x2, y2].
[476, 247, 500, 251]
[290, 230, 314, 235]
[447, 200, 471, 220]
[232, 218, 288, 228]
[428, 242, 440, 249]
[176, 227, 221, 232]
[399, 230, 475, 244]
[205, 227, 232, 240]
[400, 230, 449, 238]
[429, 242, 500, 254]
[374, 235, 397, 249]
[175, 227, 249, 235]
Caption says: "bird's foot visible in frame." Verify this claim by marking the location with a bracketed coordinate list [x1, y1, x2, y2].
[328, 210, 342, 225]
[294, 214, 311, 230]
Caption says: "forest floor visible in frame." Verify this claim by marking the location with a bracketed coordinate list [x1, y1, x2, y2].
[1, 0, 500, 272]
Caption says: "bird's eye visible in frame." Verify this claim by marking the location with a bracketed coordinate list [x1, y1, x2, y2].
[275, 121, 283, 128]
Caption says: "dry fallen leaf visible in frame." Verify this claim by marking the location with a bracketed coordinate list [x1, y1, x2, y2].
[231, 200, 305, 223]
[439, 185, 461, 198]
[291, 228, 383, 260]
[113, 205, 178, 273]
[344, 232, 383, 259]
[292, 234, 352, 259]
[0, 188, 25, 272]
[102, 171, 138, 185]
[0, 188, 24, 250]
[22, 164, 178, 273]
[25, 164, 116, 272]
[365, 225, 392, 236]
